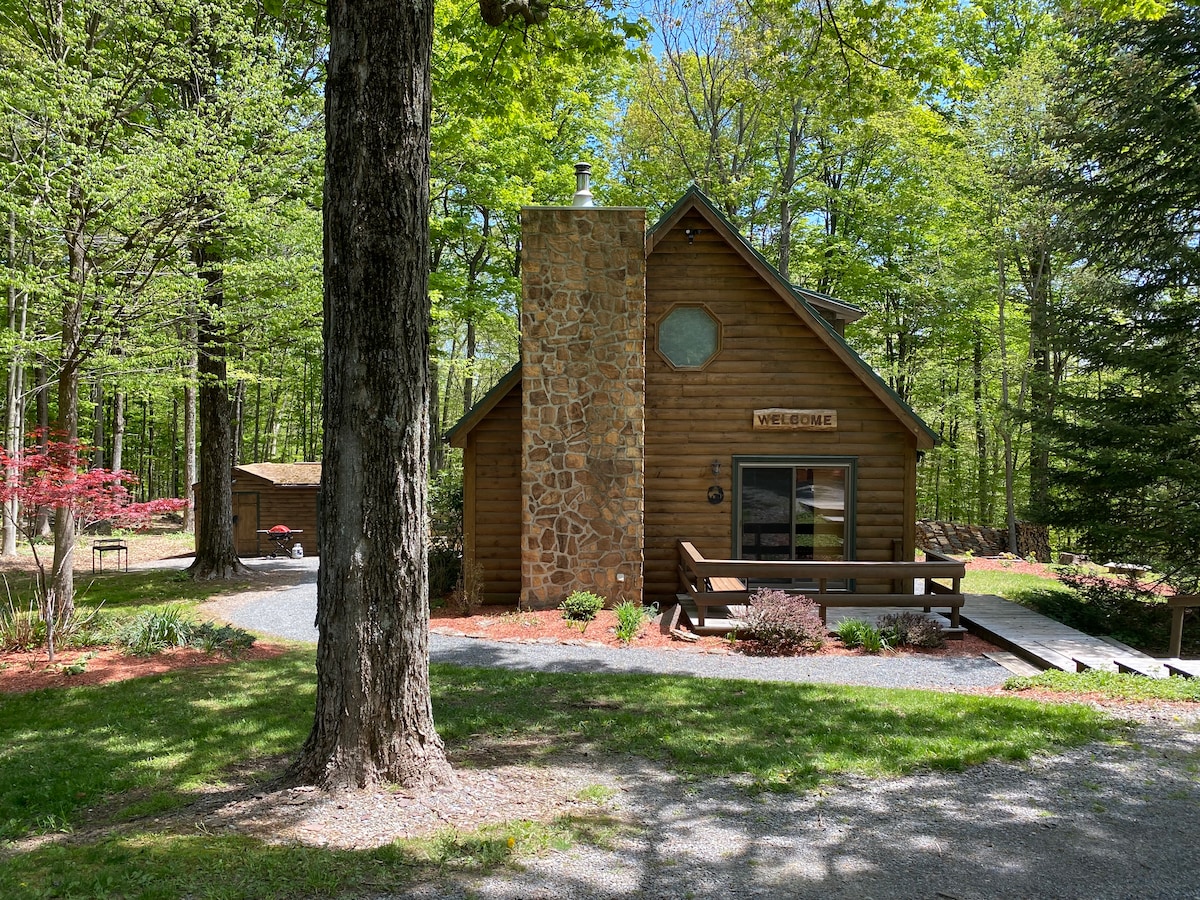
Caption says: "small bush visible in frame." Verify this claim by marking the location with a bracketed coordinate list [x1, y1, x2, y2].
[0, 595, 45, 651]
[559, 590, 605, 622]
[738, 588, 824, 653]
[449, 560, 484, 616]
[877, 611, 946, 649]
[613, 600, 650, 643]
[834, 618, 889, 653]
[190, 622, 256, 657]
[118, 605, 194, 656]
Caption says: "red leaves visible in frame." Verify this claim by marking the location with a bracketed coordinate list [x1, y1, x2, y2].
[0, 438, 187, 533]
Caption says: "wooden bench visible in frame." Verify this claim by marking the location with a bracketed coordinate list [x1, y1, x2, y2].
[677, 540, 966, 632]
[91, 538, 129, 573]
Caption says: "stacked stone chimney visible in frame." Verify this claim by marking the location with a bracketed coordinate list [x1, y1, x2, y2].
[519, 206, 646, 608]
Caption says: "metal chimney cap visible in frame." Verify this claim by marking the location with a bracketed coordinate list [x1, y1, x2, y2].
[572, 162, 594, 207]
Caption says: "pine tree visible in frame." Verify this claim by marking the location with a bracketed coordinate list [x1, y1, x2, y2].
[1042, 2, 1200, 587]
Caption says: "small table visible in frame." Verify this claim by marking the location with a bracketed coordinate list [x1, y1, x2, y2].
[257, 528, 303, 558]
[1168, 595, 1200, 658]
[92, 539, 129, 573]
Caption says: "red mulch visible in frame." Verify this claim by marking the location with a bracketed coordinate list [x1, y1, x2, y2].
[0, 643, 287, 696]
[430, 605, 998, 658]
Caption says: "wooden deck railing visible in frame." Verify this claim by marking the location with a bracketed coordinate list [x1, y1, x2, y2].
[678, 540, 967, 630]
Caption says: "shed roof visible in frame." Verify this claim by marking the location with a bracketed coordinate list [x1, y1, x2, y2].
[233, 462, 322, 486]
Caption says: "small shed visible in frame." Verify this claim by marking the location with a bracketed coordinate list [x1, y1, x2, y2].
[229, 462, 321, 557]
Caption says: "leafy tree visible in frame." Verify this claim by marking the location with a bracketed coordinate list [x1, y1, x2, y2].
[0, 438, 185, 661]
[1041, 1, 1200, 586]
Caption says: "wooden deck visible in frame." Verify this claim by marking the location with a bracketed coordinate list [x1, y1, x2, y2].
[676, 595, 963, 637]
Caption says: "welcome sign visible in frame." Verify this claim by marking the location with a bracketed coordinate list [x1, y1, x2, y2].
[752, 408, 837, 431]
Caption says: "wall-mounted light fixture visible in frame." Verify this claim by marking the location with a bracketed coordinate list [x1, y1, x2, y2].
[708, 459, 724, 504]
[684, 228, 703, 244]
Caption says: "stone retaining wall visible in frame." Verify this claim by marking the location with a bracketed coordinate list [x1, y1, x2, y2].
[917, 520, 1005, 556]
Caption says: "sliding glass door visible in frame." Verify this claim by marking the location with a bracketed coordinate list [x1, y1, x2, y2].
[734, 457, 855, 563]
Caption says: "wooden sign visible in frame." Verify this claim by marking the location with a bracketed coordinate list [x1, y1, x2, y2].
[752, 408, 837, 431]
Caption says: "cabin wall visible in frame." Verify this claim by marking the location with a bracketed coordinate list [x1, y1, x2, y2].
[226, 472, 319, 557]
[463, 383, 522, 604]
[643, 212, 916, 606]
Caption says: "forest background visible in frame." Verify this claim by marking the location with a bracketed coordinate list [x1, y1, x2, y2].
[2, 0, 1198, 587]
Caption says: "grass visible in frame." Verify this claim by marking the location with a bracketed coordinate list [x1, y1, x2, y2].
[960, 567, 1066, 600]
[1006, 669, 1200, 703]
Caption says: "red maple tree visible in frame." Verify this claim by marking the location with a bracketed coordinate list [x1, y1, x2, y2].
[0, 437, 187, 661]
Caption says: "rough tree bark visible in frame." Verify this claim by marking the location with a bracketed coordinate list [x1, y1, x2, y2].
[186, 237, 249, 581]
[291, 0, 452, 790]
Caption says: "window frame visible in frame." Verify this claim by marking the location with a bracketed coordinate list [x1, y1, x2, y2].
[653, 302, 723, 371]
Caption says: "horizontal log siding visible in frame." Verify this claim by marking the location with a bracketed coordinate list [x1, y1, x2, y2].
[229, 472, 319, 557]
[643, 213, 916, 606]
[464, 381, 522, 604]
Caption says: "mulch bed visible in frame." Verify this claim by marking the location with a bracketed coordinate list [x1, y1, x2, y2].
[0, 643, 287, 696]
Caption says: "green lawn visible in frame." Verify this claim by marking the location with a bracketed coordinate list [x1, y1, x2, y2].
[960, 567, 1066, 600]
[0, 649, 1115, 899]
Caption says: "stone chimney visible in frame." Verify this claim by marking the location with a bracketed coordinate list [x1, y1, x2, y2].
[519, 203, 646, 608]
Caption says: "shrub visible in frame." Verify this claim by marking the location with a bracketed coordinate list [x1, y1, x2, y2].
[613, 600, 650, 643]
[559, 590, 605, 622]
[877, 611, 945, 649]
[834, 618, 889, 653]
[118, 605, 194, 656]
[738, 588, 824, 653]
[449, 560, 484, 616]
[190, 622, 256, 657]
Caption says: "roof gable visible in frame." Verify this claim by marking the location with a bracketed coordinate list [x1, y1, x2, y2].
[446, 363, 521, 449]
[647, 188, 936, 449]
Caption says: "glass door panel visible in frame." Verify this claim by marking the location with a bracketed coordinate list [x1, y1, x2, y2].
[736, 460, 852, 573]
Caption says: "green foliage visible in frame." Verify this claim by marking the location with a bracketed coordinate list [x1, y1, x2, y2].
[738, 588, 825, 654]
[613, 600, 651, 643]
[189, 622, 256, 658]
[116, 605, 194, 656]
[1039, 4, 1200, 588]
[1006, 669, 1200, 703]
[834, 618, 889, 653]
[878, 611, 946, 649]
[558, 591, 605, 623]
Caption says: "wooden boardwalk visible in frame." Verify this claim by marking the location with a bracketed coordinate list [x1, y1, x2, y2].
[960, 593, 1191, 676]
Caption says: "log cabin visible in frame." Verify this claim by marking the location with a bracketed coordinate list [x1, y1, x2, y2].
[447, 186, 937, 610]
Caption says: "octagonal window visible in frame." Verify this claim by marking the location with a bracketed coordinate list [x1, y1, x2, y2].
[658, 305, 720, 369]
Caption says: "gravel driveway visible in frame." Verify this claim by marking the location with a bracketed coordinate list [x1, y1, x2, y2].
[206, 559, 1200, 898]
[215, 558, 1009, 691]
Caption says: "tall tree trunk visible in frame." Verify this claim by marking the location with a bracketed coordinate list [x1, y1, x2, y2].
[91, 376, 104, 468]
[973, 324, 990, 524]
[34, 364, 50, 538]
[3, 205, 28, 556]
[182, 378, 197, 532]
[49, 205, 87, 643]
[294, 0, 451, 790]
[111, 389, 125, 472]
[187, 236, 249, 580]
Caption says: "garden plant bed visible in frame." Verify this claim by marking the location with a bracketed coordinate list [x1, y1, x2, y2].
[0, 643, 287, 695]
[430, 605, 998, 658]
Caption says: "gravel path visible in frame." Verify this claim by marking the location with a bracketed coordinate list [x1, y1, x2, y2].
[213, 558, 1009, 690]
[201, 559, 1200, 898]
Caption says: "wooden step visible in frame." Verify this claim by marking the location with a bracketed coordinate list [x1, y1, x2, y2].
[1164, 658, 1200, 679]
[1114, 657, 1169, 678]
[983, 651, 1042, 677]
